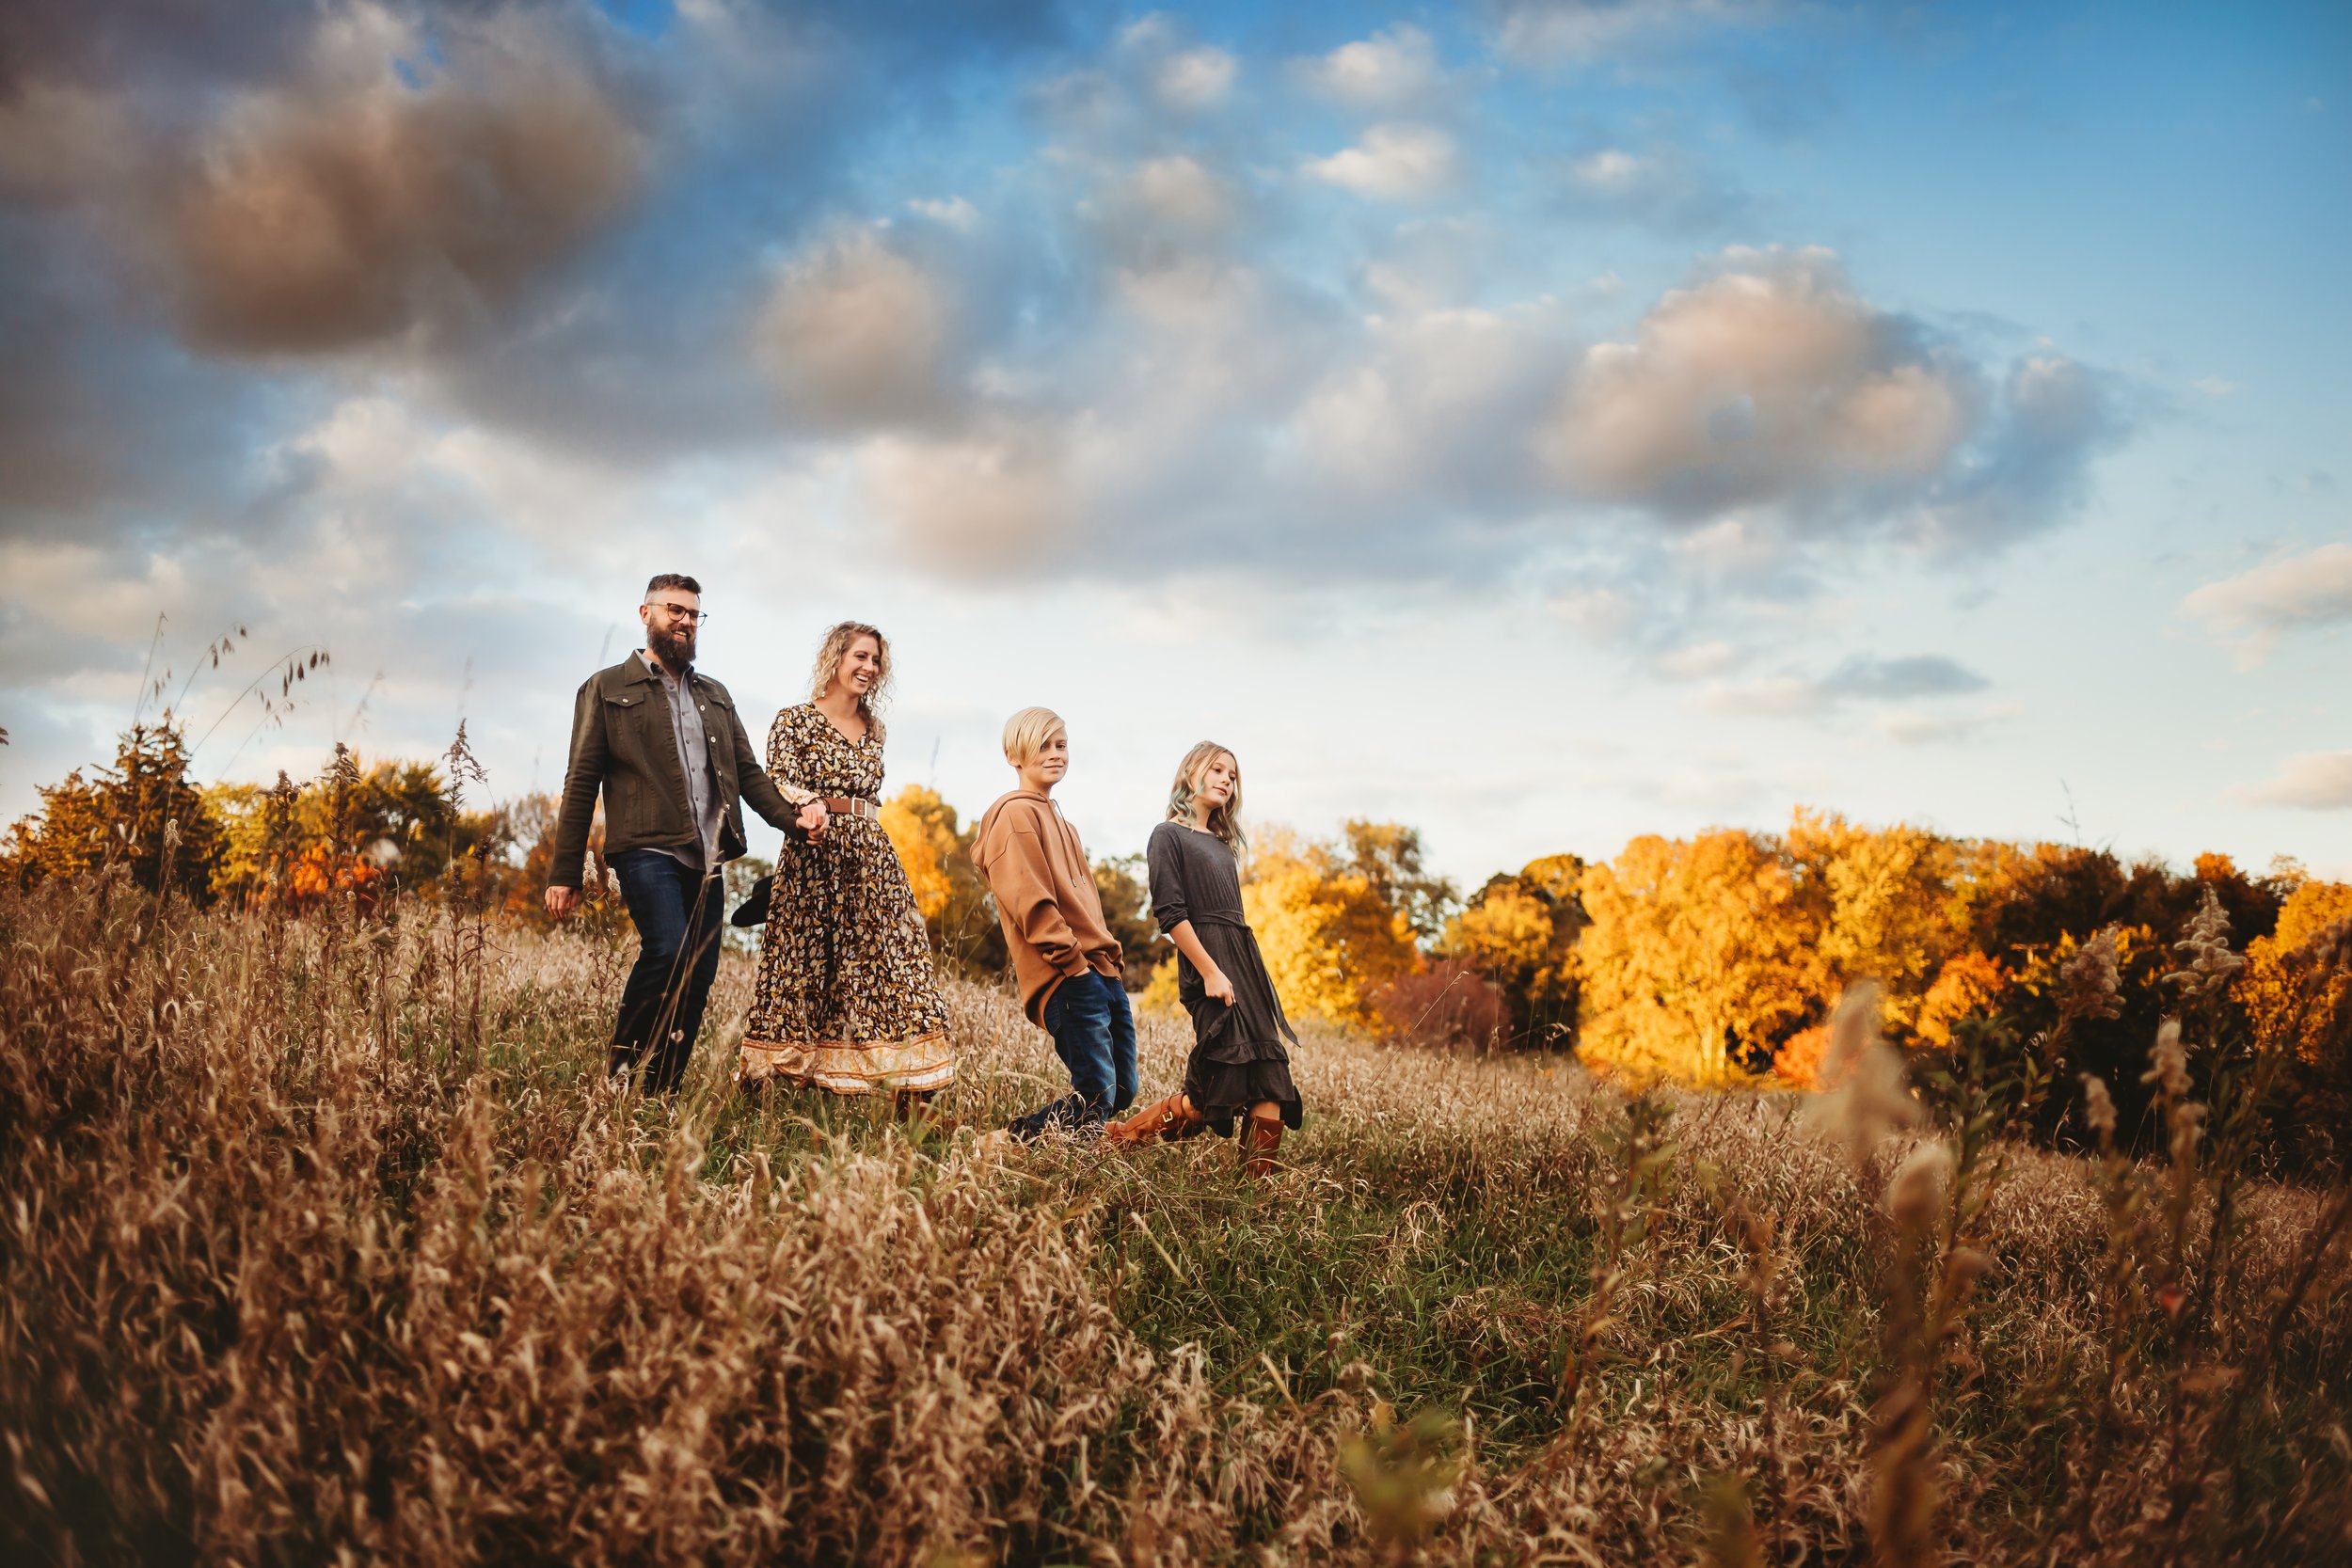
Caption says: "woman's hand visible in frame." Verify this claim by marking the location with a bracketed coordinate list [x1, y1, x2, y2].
[796, 800, 829, 837]
[1203, 966, 1236, 1006]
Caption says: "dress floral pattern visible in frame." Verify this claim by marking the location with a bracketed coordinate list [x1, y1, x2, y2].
[739, 705, 954, 1094]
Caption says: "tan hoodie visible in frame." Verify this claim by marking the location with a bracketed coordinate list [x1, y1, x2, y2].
[969, 789, 1123, 1023]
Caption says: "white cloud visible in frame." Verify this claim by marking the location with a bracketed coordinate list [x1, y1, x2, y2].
[1155, 46, 1237, 111]
[1558, 144, 1745, 233]
[1567, 148, 1645, 192]
[1547, 248, 1973, 511]
[1483, 0, 1779, 64]
[1877, 703, 2022, 746]
[1694, 673, 1820, 717]
[1653, 640, 1739, 680]
[2244, 752, 2352, 811]
[1303, 123, 1462, 201]
[1108, 154, 1238, 237]
[1548, 585, 1638, 641]
[1655, 761, 1766, 812]
[2182, 542, 2352, 667]
[858, 423, 1070, 570]
[906, 196, 979, 230]
[2193, 376, 2238, 398]
[755, 230, 954, 428]
[1298, 25, 1442, 111]
[1282, 304, 1570, 500]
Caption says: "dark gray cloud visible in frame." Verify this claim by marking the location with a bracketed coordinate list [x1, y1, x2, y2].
[1819, 654, 1989, 701]
[1684, 651, 1994, 721]
[0, 0, 318, 97]
[160, 28, 647, 356]
[0, 215, 307, 541]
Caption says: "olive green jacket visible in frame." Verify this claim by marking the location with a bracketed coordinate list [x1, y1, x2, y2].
[548, 656, 798, 890]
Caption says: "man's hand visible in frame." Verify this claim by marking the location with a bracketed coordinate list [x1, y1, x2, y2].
[545, 885, 579, 920]
[797, 800, 829, 838]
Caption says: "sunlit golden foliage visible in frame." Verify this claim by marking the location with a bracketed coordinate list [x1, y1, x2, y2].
[879, 783, 957, 923]
[1787, 809, 1975, 1039]
[1, 723, 221, 903]
[1448, 880, 1555, 983]
[1578, 830, 1822, 1084]
[1242, 829, 1421, 1029]
[1914, 948, 2011, 1048]
[2239, 878, 2352, 1065]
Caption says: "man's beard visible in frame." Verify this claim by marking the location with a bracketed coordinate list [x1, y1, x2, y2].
[649, 625, 696, 673]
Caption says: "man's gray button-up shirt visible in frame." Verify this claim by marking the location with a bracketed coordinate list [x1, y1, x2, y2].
[639, 651, 723, 872]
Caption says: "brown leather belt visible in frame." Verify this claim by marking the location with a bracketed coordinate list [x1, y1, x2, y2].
[819, 796, 880, 821]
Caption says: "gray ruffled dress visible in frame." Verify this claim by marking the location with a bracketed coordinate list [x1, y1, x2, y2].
[1146, 821, 1305, 1135]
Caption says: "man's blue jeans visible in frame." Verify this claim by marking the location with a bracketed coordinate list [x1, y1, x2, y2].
[607, 849, 724, 1093]
[1009, 970, 1137, 1140]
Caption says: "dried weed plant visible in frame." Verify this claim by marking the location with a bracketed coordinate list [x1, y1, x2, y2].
[2, 872, 2348, 1566]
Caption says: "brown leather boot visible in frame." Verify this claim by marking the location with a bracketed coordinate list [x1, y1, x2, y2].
[1242, 1108, 1285, 1177]
[1105, 1093, 1200, 1148]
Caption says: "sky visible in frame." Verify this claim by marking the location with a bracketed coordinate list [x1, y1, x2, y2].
[2, 0, 2347, 892]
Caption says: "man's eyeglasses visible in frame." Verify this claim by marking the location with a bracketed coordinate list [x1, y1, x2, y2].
[647, 601, 709, 624]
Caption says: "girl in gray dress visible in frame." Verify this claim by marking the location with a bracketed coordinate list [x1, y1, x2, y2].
[1104, 741, 1303, 1175]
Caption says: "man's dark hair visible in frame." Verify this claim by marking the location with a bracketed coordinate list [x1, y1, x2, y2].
[645, 573, 702, 597]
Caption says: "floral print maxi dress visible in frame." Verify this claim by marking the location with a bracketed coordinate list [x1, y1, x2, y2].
[739, 705, 954, 1094]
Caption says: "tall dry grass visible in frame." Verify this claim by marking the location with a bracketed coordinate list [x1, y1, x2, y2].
[3, 871, 2347, 1565]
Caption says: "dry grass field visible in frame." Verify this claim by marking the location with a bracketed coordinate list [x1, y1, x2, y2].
[3, 874, 2347, 1565]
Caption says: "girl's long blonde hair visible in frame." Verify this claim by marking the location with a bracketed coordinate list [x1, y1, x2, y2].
[808, 621, 893, 741]
[1167, 741, 1246, 856]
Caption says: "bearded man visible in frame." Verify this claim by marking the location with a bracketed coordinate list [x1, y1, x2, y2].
[545, 574, 824, 1091]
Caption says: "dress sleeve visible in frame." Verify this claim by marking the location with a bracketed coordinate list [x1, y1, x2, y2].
[764, 708, 819, 807]
[1147, 824, 1191, 936]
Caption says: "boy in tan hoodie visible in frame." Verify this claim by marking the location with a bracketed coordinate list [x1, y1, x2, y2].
[969, 707, 1136, 1140]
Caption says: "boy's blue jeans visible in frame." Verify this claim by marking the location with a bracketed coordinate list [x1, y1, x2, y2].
[1009, 970, 1138, 1140]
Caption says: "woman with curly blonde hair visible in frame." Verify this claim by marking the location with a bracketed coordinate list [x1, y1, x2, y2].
[1106, 741, 1302, 1175]
[739, 622, 954, 1116]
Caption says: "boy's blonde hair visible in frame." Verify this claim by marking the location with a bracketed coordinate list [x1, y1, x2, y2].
[1002, 706, 1067, 766]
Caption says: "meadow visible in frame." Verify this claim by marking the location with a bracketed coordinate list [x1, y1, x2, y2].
[3, 871, 2347, 1566]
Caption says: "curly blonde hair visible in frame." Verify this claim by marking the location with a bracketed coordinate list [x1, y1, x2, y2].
[1166, 740, 1246, 856]
[808, 621, 893, 741]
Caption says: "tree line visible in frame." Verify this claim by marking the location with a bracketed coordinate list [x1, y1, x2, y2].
[8, 721, 2346, 1164]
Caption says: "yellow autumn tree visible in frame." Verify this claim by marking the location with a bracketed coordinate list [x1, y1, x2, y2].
[1451, 882, 1554, 985]
[1577, 830, 1824, 1085]
[879, 784, 957, 924]
[1444, 856, 1584, 1045]
[1785, 809, 1976, 1041]
[2239, 878, 2352, 1063]
[1241, 830, 1420, 1030]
